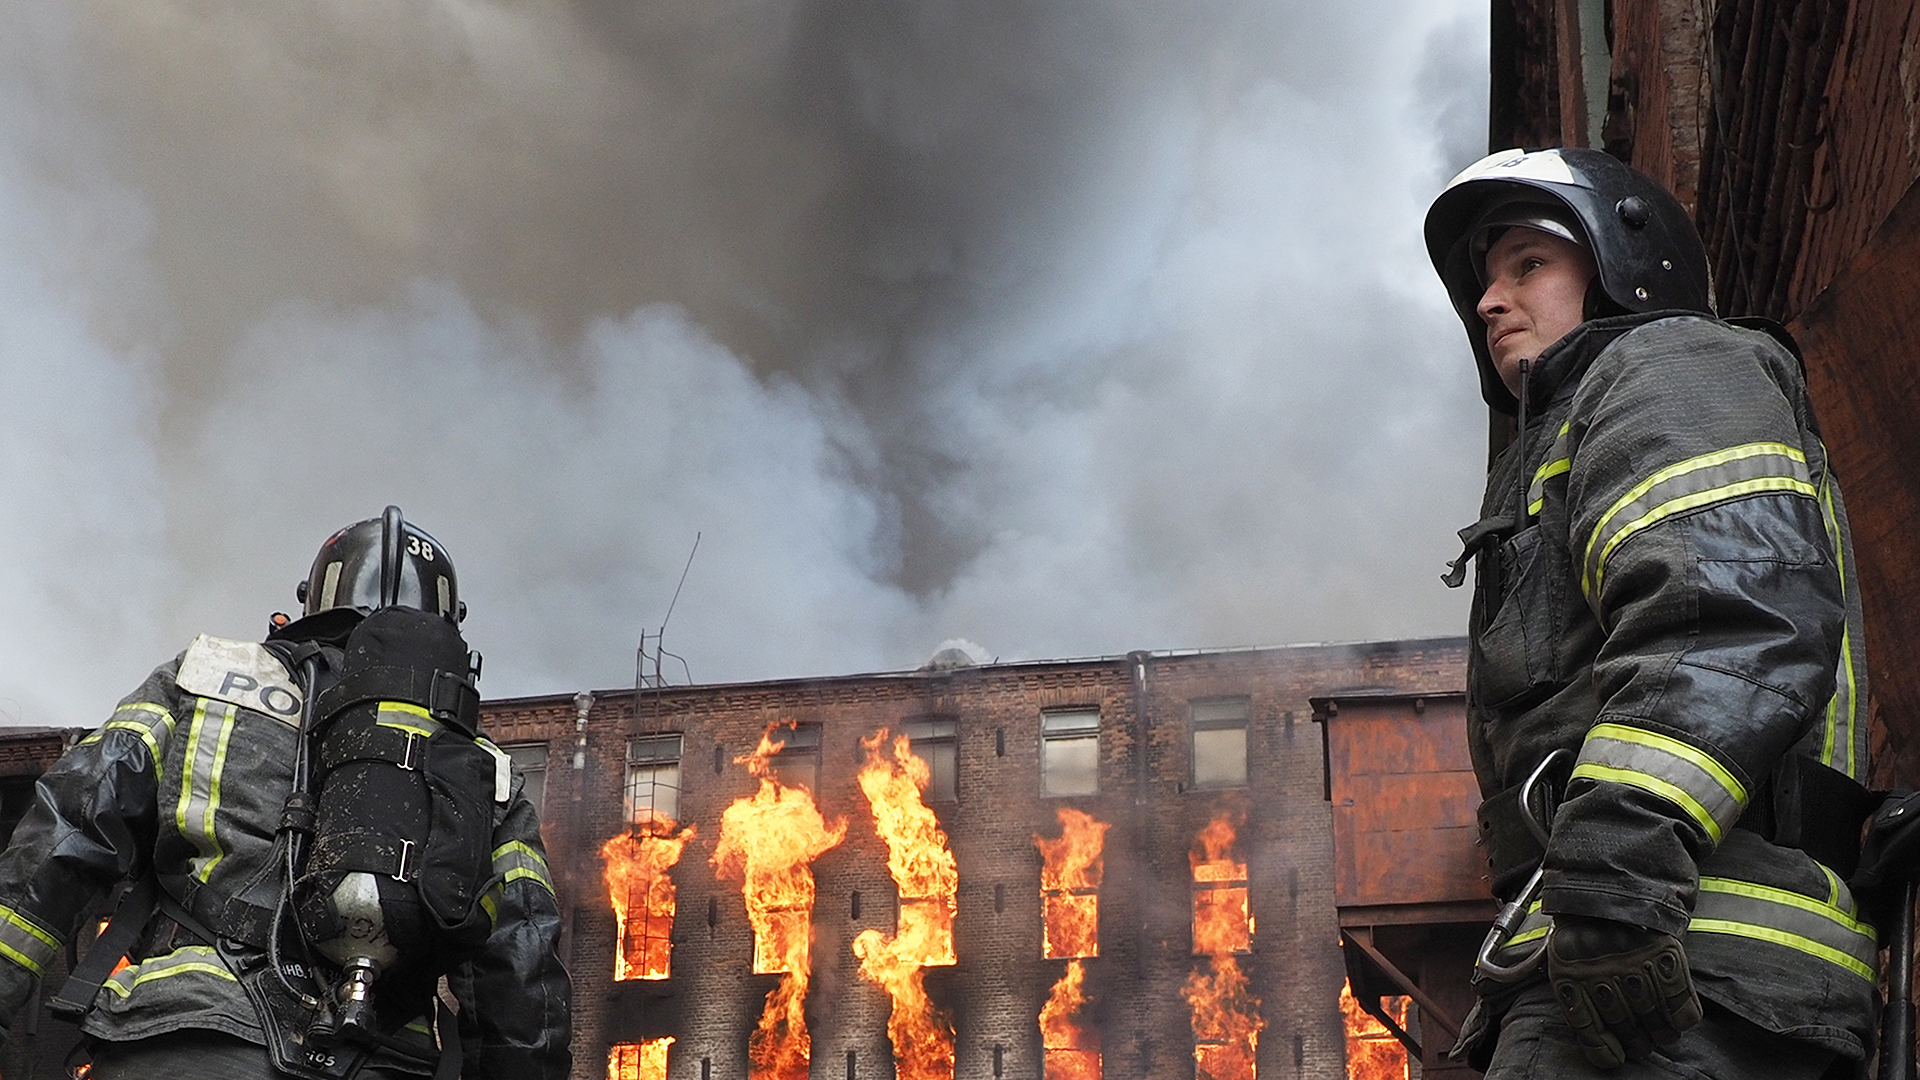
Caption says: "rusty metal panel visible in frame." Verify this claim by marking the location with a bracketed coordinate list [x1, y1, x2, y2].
[1321, 695, 1489, 912]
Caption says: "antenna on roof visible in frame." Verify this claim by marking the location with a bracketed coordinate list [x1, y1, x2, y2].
[637, 532, 700, 691]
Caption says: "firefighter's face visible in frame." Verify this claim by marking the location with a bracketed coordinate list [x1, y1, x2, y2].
[1476, 226, 1597, 396]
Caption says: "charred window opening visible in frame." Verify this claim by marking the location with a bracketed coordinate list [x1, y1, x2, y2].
[608, 1037, 672, 1080]
[1189, 698, 1249, 790]
[626, 734, 683, 828]
[904, 717, 958, 802]
[1041, 709, 1100, 796]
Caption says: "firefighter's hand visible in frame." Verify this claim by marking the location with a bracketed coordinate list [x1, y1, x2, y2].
[1546, 914, 1702, 1068]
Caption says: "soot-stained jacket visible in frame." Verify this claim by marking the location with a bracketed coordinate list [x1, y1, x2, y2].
[1462, 312, 1876, 1059]
[0, 634, 572, 1079]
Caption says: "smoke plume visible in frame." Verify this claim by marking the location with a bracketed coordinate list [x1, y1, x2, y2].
[0, 0, 1488, 719]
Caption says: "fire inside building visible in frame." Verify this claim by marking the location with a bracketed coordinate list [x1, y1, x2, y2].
[484, 639, 1466, 1080]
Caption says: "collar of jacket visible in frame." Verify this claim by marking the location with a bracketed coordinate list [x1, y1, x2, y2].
[1516, 310, 1709, 418]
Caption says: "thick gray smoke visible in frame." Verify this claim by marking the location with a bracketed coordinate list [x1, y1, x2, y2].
[0, 0, 1488, 721]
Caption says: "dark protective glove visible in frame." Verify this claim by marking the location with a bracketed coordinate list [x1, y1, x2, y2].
[1546, 914, 1703, 1068]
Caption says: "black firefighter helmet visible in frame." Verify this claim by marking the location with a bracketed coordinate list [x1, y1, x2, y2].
[1423, 147, 1713, 414]
[297, 506, 464, 623]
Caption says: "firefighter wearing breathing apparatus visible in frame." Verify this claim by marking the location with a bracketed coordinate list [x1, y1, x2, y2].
[0, 508, 570, 1079]
[1426, 148, 1878, 1078]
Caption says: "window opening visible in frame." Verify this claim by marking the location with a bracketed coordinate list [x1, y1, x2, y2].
[626, 734, 683, 828]
[767, 723, 822, 793]
[1041, 709, 1100, 796]
[501, 743, 548, 812]
[904, 717, 958, 802]
[1190, 698, 1249, 790]
[608, 1037, 672, 1080]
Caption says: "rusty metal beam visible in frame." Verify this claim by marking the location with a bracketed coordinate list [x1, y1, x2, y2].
[1342, 927, 1464, 1042]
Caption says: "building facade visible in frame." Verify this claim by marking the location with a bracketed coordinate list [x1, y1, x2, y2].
[487, 638, 1467, 1080]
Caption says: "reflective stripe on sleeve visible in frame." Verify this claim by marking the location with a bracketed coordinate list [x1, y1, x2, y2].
[493, 840, 554, 894]
[1527, 422, 1572, 518]
[1582, 442, 1816, 602]
[0, 905, 60, 976]
[1692, 877, 1877, 982]
[1571, 723, 1747, 844]
[80, 703, 177, 782]
[102, 945, 237, 998]
[376, 701, 436, 739]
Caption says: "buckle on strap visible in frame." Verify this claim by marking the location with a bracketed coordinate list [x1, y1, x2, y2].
[395, 839, 417, 882]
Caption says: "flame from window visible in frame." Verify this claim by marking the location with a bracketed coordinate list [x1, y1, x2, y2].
[711, 723, 848, 1080]
[1183, 812, 1263, 1080]
[1339, 980, 1410, 1080]
[1036, 808, 1109, 1079]
[1036, 808, 1110, 960]
[850, 730, 958, 1080]
[601, 821, 694, 981]
[608, 1037, 673, 1080]
[1041, 958, 1101, 1080]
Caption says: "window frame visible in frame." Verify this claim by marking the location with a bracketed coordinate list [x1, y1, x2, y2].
[903, 716, 959, 803]
[1189, 697, 1250, 791]
[1040, 708, 1101, 797]
[625, 733, 684, 828]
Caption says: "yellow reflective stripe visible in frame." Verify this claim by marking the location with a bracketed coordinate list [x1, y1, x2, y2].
[1573, 723, 1746, 844]
[1688, 919, 1873, 981]
[493, 840, 550, 876]
[1527, 422, 1573, 518]
[492, 840, 554, 893]
[1572, 762, 1726, 842]
[103, 946, 236, 997]
[1693, 876, 1877, 981]
[0, 906, 60, 976]
[197, 705, 237, 883]
[1817, 473, 1859, 775]
[380, 702, 432, 721]
[175, 698, 208, 836]
[83, 703, 178, 781]
[405, 1019, 432, 1035]
[1503, 901, 1549, 948]
[376, 720, 436, 738]
[1583, 442, 1813, 600]
[480, 891, 500, 928]
[1699, 877, 1875, 938]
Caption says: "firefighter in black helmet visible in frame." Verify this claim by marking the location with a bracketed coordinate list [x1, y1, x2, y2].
[0, 508, 571, 1079]
[1426, 149, 1875, 1077]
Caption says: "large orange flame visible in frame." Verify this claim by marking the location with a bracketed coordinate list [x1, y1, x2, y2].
[850, 730, 958, 1080]
[1036, 809, 1110, 1080]
[601, 822, 694, 981]
[1040, 958, 1101, 1080]
[608, 1037, 673, 1080]
[1339, 980, 1410, 1080]
[711, 724, 848, 1080]
[1036, 808, 1110, 960]
[1183, 812, 1263, 1080]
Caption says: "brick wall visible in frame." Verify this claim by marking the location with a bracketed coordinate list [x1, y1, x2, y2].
[492, 638, 1468, 1080]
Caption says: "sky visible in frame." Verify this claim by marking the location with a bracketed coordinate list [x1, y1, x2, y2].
[0, 0, 1491, 724]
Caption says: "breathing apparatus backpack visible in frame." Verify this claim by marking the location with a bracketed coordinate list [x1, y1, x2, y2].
[290, 604, 502, 1044]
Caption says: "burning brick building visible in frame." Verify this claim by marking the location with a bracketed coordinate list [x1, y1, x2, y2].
[484, 637, 1468, 1080]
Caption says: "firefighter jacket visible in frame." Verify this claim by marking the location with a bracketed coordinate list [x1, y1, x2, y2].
[1463, 312, 1876, 1059]
[0, 634, 572, 1079]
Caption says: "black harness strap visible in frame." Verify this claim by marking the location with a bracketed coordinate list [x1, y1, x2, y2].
[49, 875, 157, 1021]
